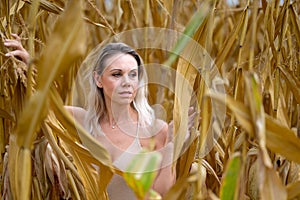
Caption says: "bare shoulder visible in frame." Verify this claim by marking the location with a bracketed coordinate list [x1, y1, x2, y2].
[64, 106, 86, 125]
[153, 119, 168, 149]
[153, 119, 168, 132]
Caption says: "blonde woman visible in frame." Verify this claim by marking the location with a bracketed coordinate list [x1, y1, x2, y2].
[66, 42, 175, 199]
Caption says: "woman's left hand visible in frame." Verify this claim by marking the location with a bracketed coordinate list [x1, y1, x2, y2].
[167, 106, 199, 143]
[4, 33, 30, 65]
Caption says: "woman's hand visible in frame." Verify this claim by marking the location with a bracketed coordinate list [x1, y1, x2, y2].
[4, 33, 30, 65]
[167, 106, 199, 143]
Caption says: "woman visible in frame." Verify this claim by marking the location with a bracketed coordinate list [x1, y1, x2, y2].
[4, 35, 178, 198]
[67, 42, 175, 198]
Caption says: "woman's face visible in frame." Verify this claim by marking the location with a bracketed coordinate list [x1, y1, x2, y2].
[95, 53, 139, 105]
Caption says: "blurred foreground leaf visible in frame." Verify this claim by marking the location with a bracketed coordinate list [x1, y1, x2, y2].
[172, 0, 211, 170]
[220, 153, 241, 200]
[8, 1, 86, 199]
[124, 149, 162, 199]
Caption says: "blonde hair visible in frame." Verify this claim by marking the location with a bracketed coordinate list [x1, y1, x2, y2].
[80, 43, 155, 129]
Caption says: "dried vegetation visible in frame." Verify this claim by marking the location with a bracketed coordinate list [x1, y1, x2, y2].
[1, 0, 300, 199]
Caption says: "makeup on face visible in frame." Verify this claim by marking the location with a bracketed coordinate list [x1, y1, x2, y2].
[100, 54, 139, 104]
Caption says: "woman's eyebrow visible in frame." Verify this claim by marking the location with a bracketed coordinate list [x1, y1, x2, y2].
[109, 68, 122, 72]
[109, 67, 138, 72]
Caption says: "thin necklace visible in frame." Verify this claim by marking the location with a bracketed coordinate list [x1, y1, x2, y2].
[109, 112, 136, 129]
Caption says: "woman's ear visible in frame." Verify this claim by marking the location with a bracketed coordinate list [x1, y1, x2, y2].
[93, 71, 103, 88]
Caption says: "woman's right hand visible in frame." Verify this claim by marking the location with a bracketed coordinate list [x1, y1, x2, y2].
[4, 33, 30, 65]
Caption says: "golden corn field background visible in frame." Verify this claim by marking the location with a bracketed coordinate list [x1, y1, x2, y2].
[1, 0, 300, 199]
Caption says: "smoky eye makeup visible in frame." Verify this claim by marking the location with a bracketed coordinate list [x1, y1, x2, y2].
[109, 69, 122, 77]
[129, 70, 138, 78]
[109, 67, 138, 76]
[111, 69, 121, 74]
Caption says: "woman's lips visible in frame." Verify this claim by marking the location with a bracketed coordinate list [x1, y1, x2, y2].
[118, 91, 133, 97]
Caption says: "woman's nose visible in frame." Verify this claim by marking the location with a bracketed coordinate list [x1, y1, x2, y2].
[121, 75, 131, 87]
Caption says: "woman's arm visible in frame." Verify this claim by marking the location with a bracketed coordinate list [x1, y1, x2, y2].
[64, 106, 86, 126]
[152, 122, 176, 197]
[152, 107, 199, 196]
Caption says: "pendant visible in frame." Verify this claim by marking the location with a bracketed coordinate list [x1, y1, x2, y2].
[111, 119, 116, 129]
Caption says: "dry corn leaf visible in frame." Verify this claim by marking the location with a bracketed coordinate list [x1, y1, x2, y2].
[7, 1, 86, 199]
[260, 162, 287, 200]
[23, 0, 63, 14]
[173, 56, 197, 173]
[42, 122, 81, 181]
[163, 173, 189, 200]
[45, 111, 103, 199]
[36, 1, 86, 90]
[279, 65, 300, 104]
[209, 91, 300, 164]
[244, 73, 272, 168]
[0, 108, 15, 122]
[286, 181, 300, 199]
[49, 88, 113, 167]
[172, 2, 210, 167]
[49, 87, 114, 198]
[265, 115, 300, 164]
[247, 157, 259, 200]
[207, 92, 254, 136]
[66, 170, 82, 200]
[32, 138, 49, 198]
[15, 0, 86, 147]
[214, 6, 247, 70]
[289, 4, 300, 48]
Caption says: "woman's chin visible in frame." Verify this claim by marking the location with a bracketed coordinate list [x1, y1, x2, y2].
[112, 98, 134, 105]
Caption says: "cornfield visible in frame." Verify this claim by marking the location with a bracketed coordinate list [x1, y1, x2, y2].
[1, 0, 300, 199]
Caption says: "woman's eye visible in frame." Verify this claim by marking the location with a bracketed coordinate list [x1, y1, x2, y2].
[112, 73, 122, 77]
[129, 72, 137, 78]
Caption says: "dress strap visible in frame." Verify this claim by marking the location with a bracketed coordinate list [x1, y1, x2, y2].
[134, 114, 142, 147]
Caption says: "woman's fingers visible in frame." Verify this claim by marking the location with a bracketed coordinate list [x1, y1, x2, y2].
[4, 35, 30, 64]
[4, 39, 24, 50]
[188, 106, 194, 115]
[10, 33, 21, 41]
[5, 50, 28, 60]
[168, 106, 201, 143]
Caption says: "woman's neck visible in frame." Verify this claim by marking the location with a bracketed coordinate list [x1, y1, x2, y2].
[105, 102, 137, 126]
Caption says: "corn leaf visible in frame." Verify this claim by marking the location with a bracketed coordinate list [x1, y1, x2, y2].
[220, 153, 241, 200]
[124, 149, 162, 199]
